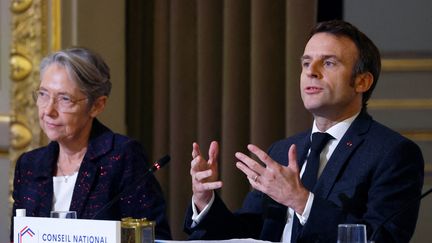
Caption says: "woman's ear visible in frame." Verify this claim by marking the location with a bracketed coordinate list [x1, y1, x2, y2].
[355, 72, 374, 93]
[89, 96, 107, 118]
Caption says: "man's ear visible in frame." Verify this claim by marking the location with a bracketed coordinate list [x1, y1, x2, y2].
[89, 96, 107, 118]
[355, 72, 374, 93]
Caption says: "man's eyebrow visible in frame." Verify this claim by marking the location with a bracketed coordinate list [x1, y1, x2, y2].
[300, 54, 339, 61]
[321, 55, 338, 60]
[300, 55, 311, 62]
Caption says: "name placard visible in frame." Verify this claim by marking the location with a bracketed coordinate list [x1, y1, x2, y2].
[14, 216, 120, 243]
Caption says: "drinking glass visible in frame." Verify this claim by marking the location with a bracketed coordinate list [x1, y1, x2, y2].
[337, 224, 367, 243]
[50, 211, 77, 219]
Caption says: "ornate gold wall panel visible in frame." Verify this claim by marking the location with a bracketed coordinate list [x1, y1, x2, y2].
[9, 0, 61, 206]
[10, 0, 47, 151]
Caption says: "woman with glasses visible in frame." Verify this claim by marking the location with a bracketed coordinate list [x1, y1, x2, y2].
[10, 47, 171, 240]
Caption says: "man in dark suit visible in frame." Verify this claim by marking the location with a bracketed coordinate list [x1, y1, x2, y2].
[184, 20, 424, 242]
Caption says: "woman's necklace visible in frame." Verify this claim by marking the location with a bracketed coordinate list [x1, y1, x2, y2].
[57, 163, 79, 183]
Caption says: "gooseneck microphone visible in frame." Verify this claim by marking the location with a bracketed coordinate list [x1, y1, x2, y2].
[91, 155, 170, 219]
[148, 155, 171, 172]
[370, 187, 432, 241]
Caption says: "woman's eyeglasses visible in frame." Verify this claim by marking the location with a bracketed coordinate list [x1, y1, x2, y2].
[33, 89, 88, 112]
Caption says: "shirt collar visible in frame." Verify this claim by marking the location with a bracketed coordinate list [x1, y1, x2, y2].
[311, 112, 360, 141]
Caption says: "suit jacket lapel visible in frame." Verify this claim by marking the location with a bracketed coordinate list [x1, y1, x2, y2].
[32, 142, 58, 217]
[69, 155, 98, 217]
[314, 112, 371, 198]
[69, 119, 113, 217]
[298, 132, 312, 168]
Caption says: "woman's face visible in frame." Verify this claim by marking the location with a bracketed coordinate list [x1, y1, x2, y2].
[37, 64, 101, 145]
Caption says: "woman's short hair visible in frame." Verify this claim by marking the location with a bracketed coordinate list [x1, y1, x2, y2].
[40, 47, 112, 106]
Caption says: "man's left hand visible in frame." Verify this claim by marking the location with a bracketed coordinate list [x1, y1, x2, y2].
[235, 144, 309, 214]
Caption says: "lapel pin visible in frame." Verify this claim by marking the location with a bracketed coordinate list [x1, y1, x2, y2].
[346, 141, 353, 147]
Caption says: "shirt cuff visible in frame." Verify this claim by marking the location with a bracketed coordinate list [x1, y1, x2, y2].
[296, 192, 314, 225]
[191, 191, 215, 227]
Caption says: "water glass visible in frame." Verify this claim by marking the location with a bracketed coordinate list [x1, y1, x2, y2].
[50, 211, 77, 219]
[337, 224, 367, 243]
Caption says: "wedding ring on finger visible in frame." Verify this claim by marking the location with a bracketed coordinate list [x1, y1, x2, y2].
[253, 175, 259, 182]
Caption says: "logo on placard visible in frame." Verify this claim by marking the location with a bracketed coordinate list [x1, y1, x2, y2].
[17, 226, 35, 243]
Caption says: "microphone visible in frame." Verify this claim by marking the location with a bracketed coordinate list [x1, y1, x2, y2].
[149, 155, 170, 172]
[370, 187, 432, 241]
[91, 155, 170, 219]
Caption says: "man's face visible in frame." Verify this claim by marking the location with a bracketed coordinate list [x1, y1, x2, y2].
[300, 32, 364, 119]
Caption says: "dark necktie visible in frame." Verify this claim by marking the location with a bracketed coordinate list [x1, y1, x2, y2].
[301, 132, 333, 191]
[291, 132, 333, 242]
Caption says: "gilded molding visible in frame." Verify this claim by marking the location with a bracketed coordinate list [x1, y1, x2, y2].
[0, 115, 10, 123]
[427, 164, 432, 176]
[10, 0, 33, 14]
[10, 53, 33, 81]
[402, 131, 432, 142]
[10, 0, 47, 150]
[51, 0, 62, 51]
[0, 115, 10, 154]
[382, 58, 432, 72]
[11, 119, 33, 150]
[9, 0, 50, 208]
[369, 99, 432, 110]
